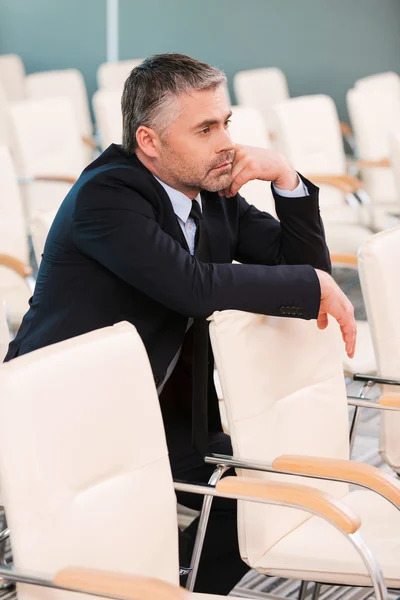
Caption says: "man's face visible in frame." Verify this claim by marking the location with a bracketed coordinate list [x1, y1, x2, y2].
[155, 86, 235, 195]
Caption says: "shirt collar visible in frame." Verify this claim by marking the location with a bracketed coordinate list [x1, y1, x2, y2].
[153, 175, 202, 224]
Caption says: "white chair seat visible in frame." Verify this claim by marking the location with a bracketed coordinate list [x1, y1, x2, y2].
[255, 489, 400, 587]
[342, 320, 376, 377]
[323, 223, 371, 255]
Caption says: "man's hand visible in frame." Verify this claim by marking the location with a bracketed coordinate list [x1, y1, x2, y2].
[315, 269, 357, 359]
[218, 145, 298, 198]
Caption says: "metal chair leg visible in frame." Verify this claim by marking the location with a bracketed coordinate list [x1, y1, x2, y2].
[311, 582, 321, 600]
[349, 380, 374, 455]
[298, 580, 309, 600]
[185, 465, 227, 592]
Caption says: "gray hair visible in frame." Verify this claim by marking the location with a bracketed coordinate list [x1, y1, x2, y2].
[121, 53, 227, 153]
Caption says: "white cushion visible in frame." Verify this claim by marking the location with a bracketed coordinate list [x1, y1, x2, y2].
[256, 489, 400, 587]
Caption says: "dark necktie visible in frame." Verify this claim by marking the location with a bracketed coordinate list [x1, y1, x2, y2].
[190, 199, 210, 456]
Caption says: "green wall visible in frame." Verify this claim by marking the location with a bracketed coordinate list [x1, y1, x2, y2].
[1, 0, 400, 120]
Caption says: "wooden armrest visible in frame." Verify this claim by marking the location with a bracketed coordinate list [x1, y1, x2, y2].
[330, 253, 358, 267]
[33, 175, 77, 184]
[216, 476, 360, 534]
[273, 454, 400, 506]
[304, 174, 359, 193]
[356, 158, 390, 169]
[81, 135, 98, 150]
[0, 253, 32, 278]
[379, 394, 400, 408]
[340, 121, 353, 137]
[55, 568, 189, 600]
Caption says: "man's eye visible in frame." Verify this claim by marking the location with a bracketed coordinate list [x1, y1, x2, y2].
[200, 127, 210, 135]
[224, 119, 231, 128]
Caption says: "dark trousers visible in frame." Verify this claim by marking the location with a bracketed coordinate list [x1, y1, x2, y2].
[164, 415, 249, 595]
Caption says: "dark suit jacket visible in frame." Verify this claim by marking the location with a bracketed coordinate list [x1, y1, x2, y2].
[5, 144, 330, 429]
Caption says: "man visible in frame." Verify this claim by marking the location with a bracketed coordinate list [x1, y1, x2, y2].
[5, 54, 356, 594]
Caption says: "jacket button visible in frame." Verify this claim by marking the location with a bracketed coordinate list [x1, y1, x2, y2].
[280, 306, 287, 315]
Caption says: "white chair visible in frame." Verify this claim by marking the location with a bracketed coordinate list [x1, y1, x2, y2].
[355, 226, 400, 475]
[347, 86, 400, 209]
[0, 322, 375, 599]
[355, 72, 400, 99]
[390, 127, 400, 199]
[9, 96, 86, 224]
[0, 146, 34, 330]
[97, 59, 144, 90]
[207, 310, 400, 594]
[233, 67, 289, 139]
[31, 209, 58, 267]
[0, 299, 10, 363]
[273, 94, 394, 233]
[92, 88, 122, 150]
[0, 54, 25, 102]
[25, 68, 96, 155]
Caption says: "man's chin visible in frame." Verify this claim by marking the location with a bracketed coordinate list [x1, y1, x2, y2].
[202, 173, 232, 193]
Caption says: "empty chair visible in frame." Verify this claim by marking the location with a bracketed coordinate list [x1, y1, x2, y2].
[0, 146, 33, 329]
[391, 126, 400, 198]
[0, 299, 10, 363]
[233, 67, 289, 138]
[31, 209, 58, 267]
[347, 86, 400, 208]
[93, 88, 122, 149]
[9, 96, 86, 224]
[208, 309, 400, 591]
[355, 71, 400, 100]
[0, 54, 25, 102]
[26, 68, 95, 153]
[273, 94, 393, 235]
[0, 321, 376, 599]
[97, 58, 144, 90]
[357, 226, 400, 474]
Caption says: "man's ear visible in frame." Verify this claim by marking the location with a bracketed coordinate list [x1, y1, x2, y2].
[136, 125, 161, 159]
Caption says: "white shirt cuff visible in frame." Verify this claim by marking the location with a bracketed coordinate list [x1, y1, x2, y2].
[272, 174, 309, 197]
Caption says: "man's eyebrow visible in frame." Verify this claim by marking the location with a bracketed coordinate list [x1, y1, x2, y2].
[193, 110, 233, 130]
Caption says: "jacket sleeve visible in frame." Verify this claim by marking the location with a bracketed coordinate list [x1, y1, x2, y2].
[234, 175, 331, 273]
[72, 175, 321, 321]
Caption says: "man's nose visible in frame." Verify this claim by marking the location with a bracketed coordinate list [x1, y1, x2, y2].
[215, 127, 235, 154]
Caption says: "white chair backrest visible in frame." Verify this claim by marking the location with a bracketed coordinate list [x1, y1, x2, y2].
[229, 106, 271, 149]
[209, 310, 349, 565]
[93, 89, 122, 149]
[0, 54, 25, 102]
[390, 127, 400, 199]
[347, 86, 400, 204]
[273, 94, 346, 174]
[0, 299, 11, 363]
[0, 145, 31, 327]
[0, 322, 179, 600]
[233, 67, 289, 134]
[355, 71, 400, 100]
[0, 82, 11, 146]
[31, 209, 58, 266]
[358, 227, 400, 470]
[9, 97, 86, 221]
[97, 59, 144, 90]
[0, 145, 29, 263]
[26, 69, 93, 138]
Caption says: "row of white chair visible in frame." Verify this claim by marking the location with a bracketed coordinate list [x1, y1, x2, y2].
[1, 268, 400, 597]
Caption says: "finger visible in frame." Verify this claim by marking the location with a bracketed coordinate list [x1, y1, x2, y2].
[337, 309, 357, 358]
[317, 312, 328, 330]
[228, 162, 259, 197]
